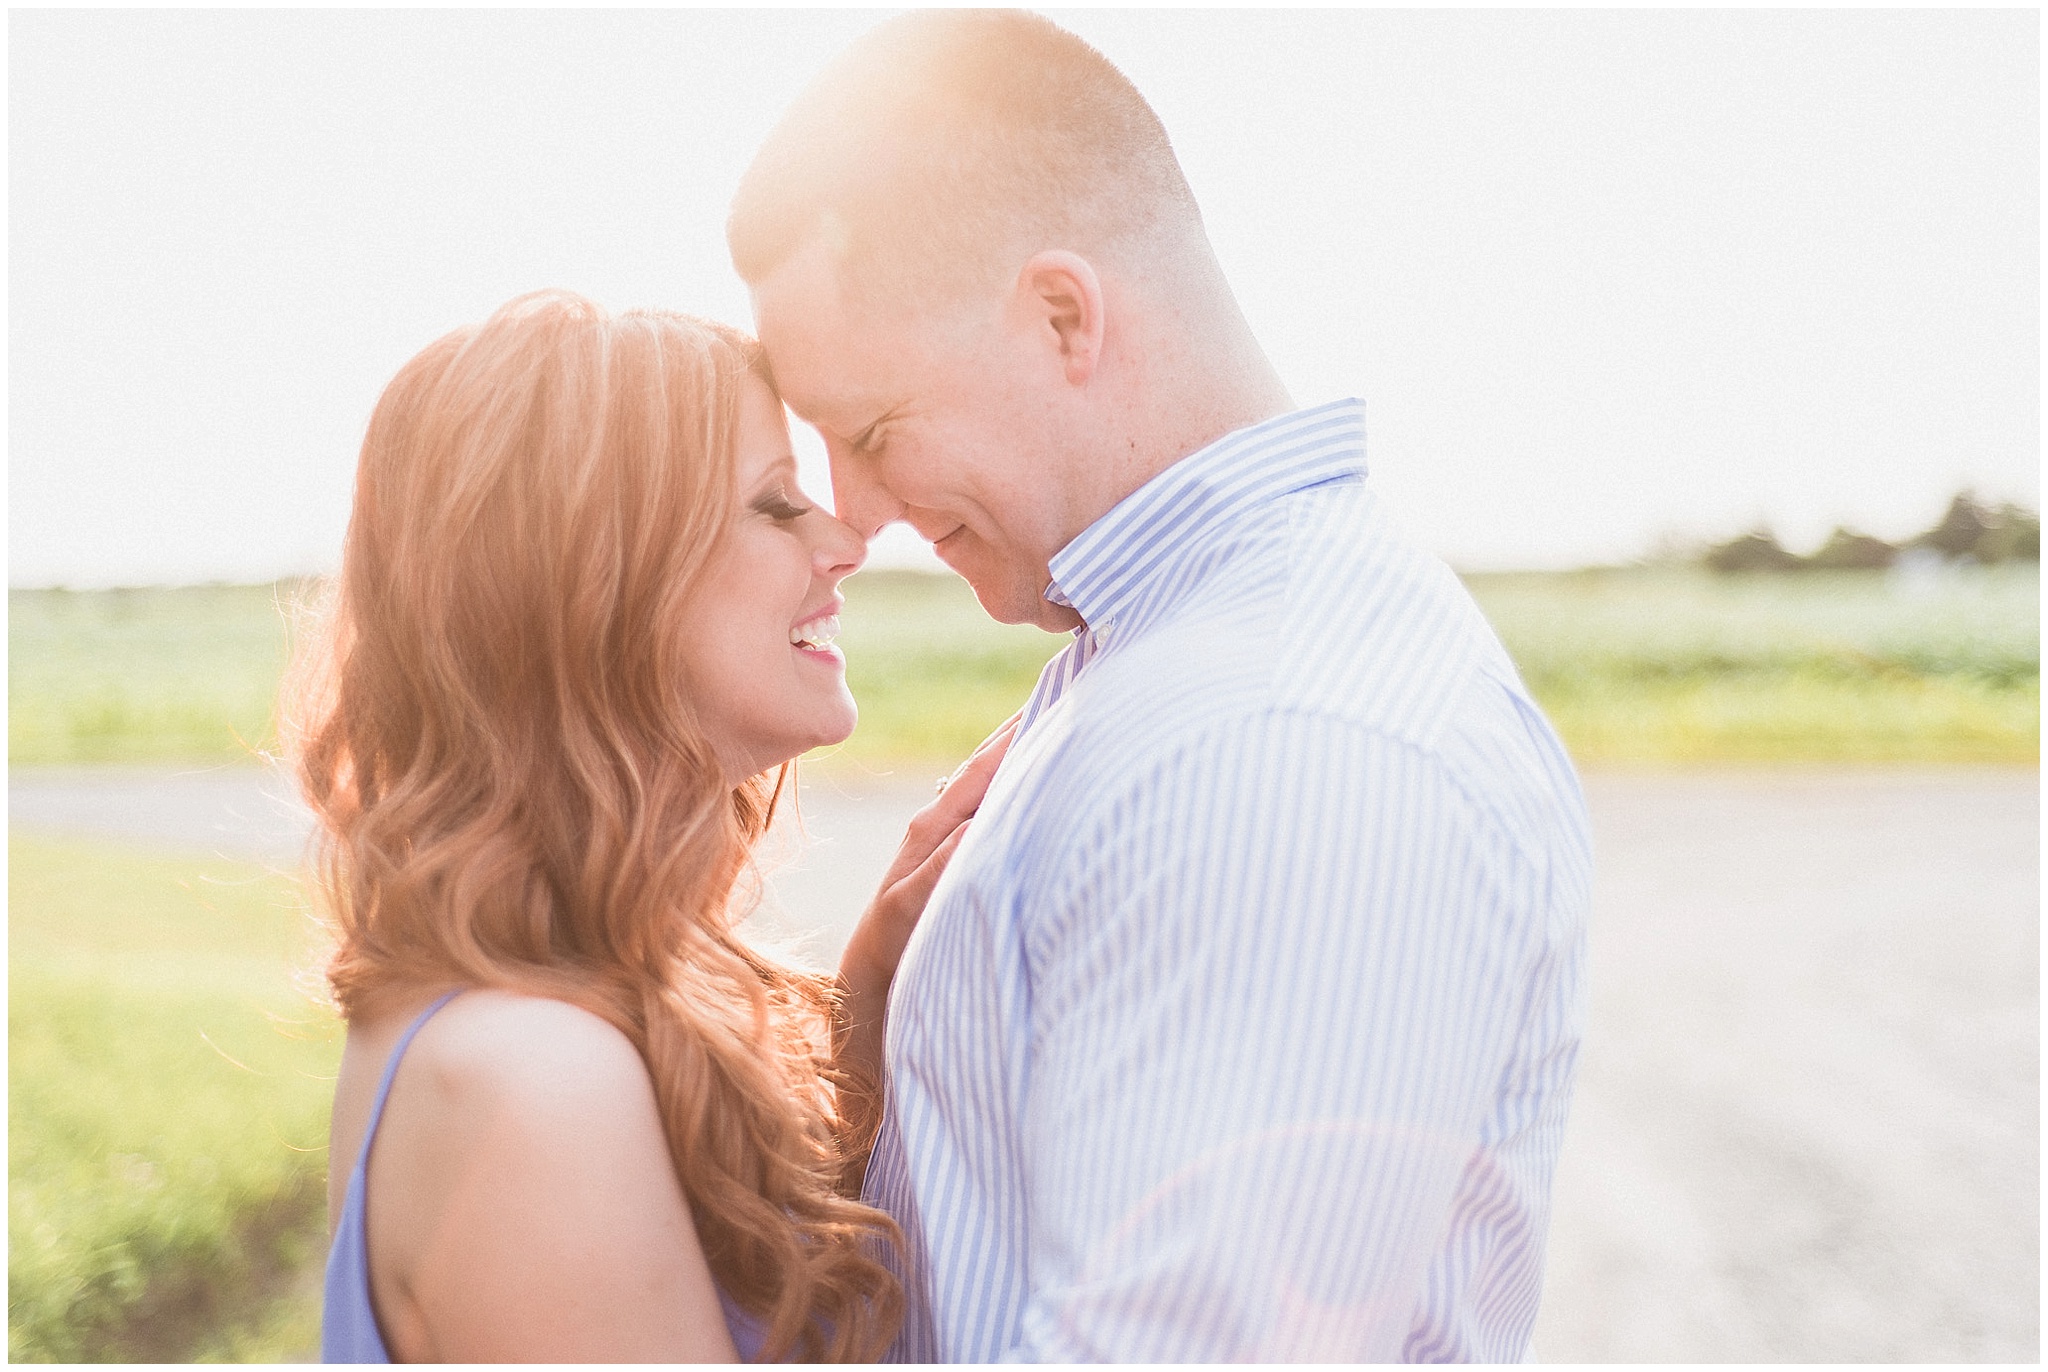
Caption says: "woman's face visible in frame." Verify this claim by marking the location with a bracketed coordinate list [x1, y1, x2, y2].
[678, 375, 867, 782]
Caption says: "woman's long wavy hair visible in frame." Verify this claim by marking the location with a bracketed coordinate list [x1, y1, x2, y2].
[285, 290, 899, 1361]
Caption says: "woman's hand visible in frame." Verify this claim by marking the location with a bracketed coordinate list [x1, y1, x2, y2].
[842, 713, 1019, 994]
[832, 713, 1018, 1182]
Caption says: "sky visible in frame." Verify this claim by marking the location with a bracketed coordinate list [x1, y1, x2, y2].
[9, 9, 2038, 588]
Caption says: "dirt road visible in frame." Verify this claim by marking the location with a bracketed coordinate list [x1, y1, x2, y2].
[10, 765, 2037, 1360]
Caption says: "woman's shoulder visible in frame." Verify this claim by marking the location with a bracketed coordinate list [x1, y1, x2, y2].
[396, 989, 656, 1124]
[356, 988, 739, 1361]
[359, 988, 686, 1279]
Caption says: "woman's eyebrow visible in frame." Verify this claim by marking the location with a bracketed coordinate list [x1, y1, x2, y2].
[750, 453, 800, 489]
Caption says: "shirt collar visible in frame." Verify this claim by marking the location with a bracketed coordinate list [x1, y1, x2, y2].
[1044, 397, 1367, 632]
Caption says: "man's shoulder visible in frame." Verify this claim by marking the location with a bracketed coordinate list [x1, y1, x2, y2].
[1070, 484, 1515, 750]
[1010, 487, 1583, 861]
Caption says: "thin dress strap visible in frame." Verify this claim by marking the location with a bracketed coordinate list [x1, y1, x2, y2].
[321, 989, 462, 1364]
[355, 990, 463, 1176]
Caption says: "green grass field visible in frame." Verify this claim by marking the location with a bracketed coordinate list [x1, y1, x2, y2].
[8, 584, 306, 768]
[1465, 566, 2038, 765]
[8, 835, 338, 1362]
[10, 565, 2038, 770]
[5, 563, 2037, 1359]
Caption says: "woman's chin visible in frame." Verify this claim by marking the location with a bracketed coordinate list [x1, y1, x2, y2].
[729, 696, 859, 780]
[816, 698, 858, 751]
[795, 698, 859, 761]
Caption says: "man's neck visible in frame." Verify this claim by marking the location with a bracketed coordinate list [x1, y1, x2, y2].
[1044, 257, 1294, 620]
[1096, 354, 1294, 524]
[1106, 258, 1293, 497]
[1155, 378, 1295, 477]
[1038, 371, 1290, 637]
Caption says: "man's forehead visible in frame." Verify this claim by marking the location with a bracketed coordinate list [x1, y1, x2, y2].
[751, 227, 847, 321]
[750, 238, 877, 414]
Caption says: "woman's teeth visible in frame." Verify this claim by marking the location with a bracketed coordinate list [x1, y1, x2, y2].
[790, 614, 841, 651]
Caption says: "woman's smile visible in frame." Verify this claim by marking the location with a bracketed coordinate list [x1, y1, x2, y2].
[675, 375, 866, 782]
[790, 606, 845, 663]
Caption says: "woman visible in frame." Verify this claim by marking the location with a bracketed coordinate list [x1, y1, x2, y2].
[288, 290, 1009, 1361]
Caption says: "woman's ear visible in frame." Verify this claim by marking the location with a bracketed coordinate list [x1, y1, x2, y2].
[1012, 250, 1105, 387]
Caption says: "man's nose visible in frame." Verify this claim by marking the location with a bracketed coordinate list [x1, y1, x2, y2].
[827, 444, 907, 542]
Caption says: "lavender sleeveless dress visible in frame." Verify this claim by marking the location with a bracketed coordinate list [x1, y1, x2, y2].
[319, 992, 767, 1361]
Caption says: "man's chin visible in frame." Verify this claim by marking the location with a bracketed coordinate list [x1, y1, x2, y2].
[932, 541, 1012, 620]
[935, 538, 1075, 630]
[961, 573, 1081, 633]
[963, 578, 1027, 625]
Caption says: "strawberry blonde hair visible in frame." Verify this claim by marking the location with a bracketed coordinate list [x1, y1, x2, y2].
[286, 290, 899, 1361]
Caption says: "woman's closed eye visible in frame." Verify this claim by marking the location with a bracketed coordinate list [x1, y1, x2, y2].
[752, 488, 814, 523]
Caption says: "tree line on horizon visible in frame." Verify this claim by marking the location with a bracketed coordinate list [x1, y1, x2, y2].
[1700, 492, 2041, 573]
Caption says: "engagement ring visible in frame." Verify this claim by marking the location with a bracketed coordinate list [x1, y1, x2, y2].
[935, 775, 952, 795]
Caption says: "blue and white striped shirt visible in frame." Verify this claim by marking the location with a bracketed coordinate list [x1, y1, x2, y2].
[865, 398, 1592, 1362]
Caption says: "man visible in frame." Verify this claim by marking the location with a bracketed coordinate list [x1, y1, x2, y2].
[729, 11, 1591, 1361]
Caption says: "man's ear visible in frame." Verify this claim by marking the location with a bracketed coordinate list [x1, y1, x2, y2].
[1013, 250, 1104, 387]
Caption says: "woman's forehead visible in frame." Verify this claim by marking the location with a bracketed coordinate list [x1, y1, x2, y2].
[736, 378, 798, 480]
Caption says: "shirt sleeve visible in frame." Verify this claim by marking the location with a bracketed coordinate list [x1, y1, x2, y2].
[1001, 709, 1547, 1362]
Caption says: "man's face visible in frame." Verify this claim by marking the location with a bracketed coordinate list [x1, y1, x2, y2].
[750, 238, 1084, 630]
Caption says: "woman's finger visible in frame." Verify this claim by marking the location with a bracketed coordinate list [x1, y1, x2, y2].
[930, 715, 1019, 819]
[870, 713, 1022, 894]
[884, 820, 970, 918]
[858, 820, 972, 976]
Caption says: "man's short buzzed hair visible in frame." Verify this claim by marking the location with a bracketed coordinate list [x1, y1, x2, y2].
[728, 10, 1204, 303]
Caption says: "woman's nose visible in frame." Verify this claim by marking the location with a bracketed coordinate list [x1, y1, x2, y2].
[827, 445, 907, 541]
[813, 511, 867, 581]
